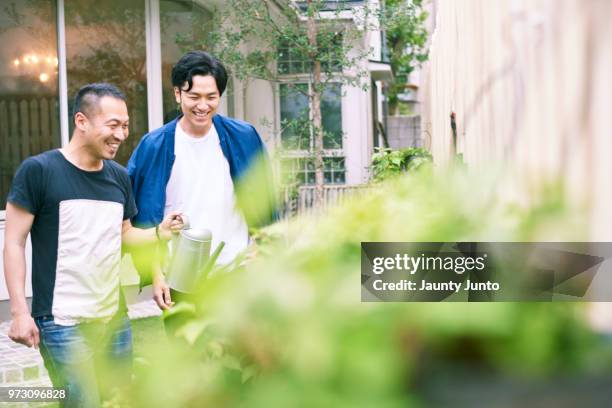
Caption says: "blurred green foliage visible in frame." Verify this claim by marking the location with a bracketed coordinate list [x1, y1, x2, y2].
[121, 165, 610, 407]
[234, 152, 278, 230]
[371, 147, 433, 181]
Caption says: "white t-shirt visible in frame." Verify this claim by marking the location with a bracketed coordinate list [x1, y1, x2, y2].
[164, 122, 249, 266]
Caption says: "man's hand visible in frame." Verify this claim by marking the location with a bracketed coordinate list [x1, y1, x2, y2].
[8, 313, 39, 348]
[152, 275, 174, 310]
[158, 211, 185, 241]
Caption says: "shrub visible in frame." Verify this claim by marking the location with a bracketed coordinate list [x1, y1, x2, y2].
[371, 147, 432, 181]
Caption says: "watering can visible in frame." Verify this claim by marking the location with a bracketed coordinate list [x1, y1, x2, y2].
[166, 228, 213, 293]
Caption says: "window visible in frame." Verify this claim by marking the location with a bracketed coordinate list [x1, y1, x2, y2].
[277, 45, 311, 76]
[279, 82, 344, 185]
[64, 0, 148, 167]
[277, 34, 343, 75]
[295, 1, 365, 12]
[282, 157, 345, 185]
[321, 83, 342, 149]
[279, 84, 309, 150]
[0, 0, 60, 209]
[280, 83, 343, 150]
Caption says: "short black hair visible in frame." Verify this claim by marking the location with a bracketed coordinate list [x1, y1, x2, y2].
[171, 51, 228, 95]
[72, 83, 127, 119]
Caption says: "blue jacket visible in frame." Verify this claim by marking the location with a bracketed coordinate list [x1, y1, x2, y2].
[127, 114, 275, 229]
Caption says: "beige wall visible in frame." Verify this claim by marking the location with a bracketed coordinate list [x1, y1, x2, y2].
[421, 0, 612, 239]
[243, 78, 277, 147]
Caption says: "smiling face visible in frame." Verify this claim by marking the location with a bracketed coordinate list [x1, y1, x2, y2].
[75, 96, 129, 160]
[174, 74, 220, 136]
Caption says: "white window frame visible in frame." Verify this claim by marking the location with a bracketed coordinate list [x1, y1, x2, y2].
[145, 0, 164, 131]
[57, 0, 69, 148]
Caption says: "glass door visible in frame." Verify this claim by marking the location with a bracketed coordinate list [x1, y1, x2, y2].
[64, 0, 148, 166]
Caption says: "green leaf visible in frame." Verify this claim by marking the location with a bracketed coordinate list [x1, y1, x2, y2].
[241, 365, 257, 383]
[175, 319, 210, 346]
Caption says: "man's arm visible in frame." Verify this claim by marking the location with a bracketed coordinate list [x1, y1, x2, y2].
[121, 211, 183, 245]
[121, 213, 181, 310]
[3, 202, 39, 348]
[151, 258, 173, 310]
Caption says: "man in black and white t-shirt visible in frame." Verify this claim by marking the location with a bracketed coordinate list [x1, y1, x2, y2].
[3, 83, 182, 407]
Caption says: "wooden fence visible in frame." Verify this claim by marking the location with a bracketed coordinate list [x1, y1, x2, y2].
[0, 95, 61, 208]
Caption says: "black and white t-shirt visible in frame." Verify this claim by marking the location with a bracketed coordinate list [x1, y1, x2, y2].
[8, 150, 137, 325]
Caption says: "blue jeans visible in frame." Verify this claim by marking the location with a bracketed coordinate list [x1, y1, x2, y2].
[35, 314, 133, 408]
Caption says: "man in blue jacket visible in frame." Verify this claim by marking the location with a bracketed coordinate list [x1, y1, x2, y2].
[127, 51, 275, 313]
